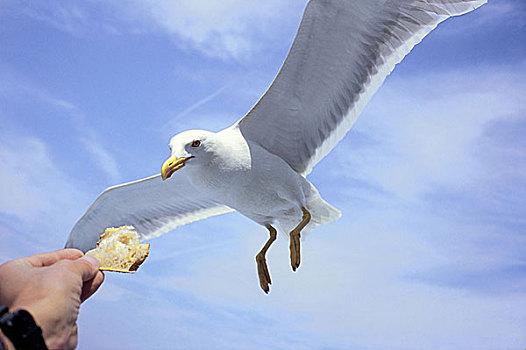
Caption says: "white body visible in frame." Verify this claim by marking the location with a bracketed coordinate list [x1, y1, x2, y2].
[184, 127, 339, 230]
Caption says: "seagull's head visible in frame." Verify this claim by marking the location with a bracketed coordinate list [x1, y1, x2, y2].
[161, 129, 216, 180]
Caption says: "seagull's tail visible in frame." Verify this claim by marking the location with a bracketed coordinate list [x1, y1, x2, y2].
[304, 182, 341, 225]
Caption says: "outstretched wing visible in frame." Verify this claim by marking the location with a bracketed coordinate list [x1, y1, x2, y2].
[66, 173, 233, 252]
[238, 0, 486, 175]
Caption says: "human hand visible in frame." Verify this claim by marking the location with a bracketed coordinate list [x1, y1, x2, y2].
[0, 249, 104, 350]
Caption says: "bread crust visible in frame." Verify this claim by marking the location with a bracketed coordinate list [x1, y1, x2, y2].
[86, 226, 150, 273]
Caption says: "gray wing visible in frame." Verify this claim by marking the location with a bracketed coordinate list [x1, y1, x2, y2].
[238, 0, 486, 175]
[66, 173, 233, 252]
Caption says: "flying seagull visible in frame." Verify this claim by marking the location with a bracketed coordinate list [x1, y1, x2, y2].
[66, 0, 487, 293]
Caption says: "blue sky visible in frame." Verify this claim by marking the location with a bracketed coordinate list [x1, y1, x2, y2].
[1, 1, 525, 349]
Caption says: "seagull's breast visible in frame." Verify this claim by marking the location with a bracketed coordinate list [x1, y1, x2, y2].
[188, 127, 306, 221]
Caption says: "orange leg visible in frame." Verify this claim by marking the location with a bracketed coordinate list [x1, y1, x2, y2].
[290, 207, 311, 271]
[256, 224, 277, 294]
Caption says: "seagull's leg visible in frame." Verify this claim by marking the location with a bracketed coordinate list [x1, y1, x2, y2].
[256, 224, 277, 294]
[290, 207, 311, 272]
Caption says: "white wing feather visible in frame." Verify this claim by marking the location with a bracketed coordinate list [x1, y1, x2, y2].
[66, 173, 233, 252]
[238, 0, 487, 175]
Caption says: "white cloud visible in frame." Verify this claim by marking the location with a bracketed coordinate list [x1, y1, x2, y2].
[0, 67, 122, 183]
[0, 133, 89, 246]
[8, 0, 121, 37]
[162, 84, 232, 137]
[80, 135, 121, 183]
[38, 96, 123, 183]
[6, 0, 305, 60]
[327, 62, 526, 201]
[116, 0, 303, 59]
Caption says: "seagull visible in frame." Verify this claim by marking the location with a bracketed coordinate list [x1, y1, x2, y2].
[66, 0, 487, 293]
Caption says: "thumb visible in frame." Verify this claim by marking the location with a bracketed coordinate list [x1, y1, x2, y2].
[70, 256, 100, 282]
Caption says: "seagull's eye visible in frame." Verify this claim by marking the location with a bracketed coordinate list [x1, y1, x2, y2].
[191, 140, 201, 148]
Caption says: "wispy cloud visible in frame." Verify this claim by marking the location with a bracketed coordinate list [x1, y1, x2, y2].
[0, 132, 88, 248]
[5, 0, 304, 60]
[162, 84, 233, 137]
[0, 67, 122, 182]
[115, 0, 303, 59]
[7, 0, 122, 37]
[27, 90, 122, 183]
[327, 61, 526, 201]
[79, 136, 121, 182]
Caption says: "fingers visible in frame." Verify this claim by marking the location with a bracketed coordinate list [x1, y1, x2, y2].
[67, 256, 100, 282]
[24, 251, 104, 302]
[26, 249, 84, 267]
[80, 271, 105, 302]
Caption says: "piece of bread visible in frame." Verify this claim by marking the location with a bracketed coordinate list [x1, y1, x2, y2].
[86, 226, 149, 273]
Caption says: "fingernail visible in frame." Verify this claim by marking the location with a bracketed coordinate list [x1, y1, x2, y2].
[81, 255, 100, 268]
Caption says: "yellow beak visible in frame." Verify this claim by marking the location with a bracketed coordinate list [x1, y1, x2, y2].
[161, 155, 190, 180]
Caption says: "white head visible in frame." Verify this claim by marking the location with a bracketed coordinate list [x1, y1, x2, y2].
[161, 129, 216, 180]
